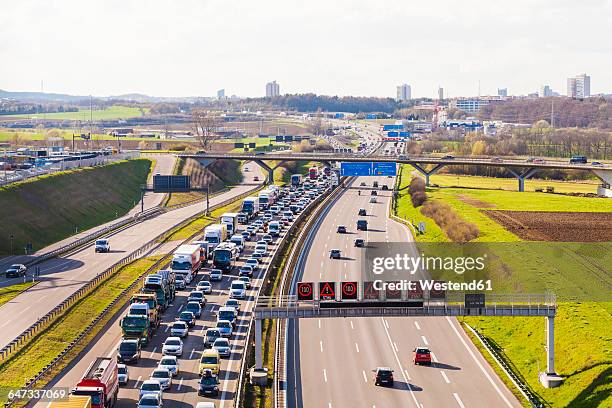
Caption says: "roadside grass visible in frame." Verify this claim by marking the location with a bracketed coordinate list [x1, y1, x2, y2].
[395, 164, 612, 407]
[0, 282, 37, 308]
[0, 105, 148, 121]
[0, 159, 152, 255]
[0, 255, 163, 401]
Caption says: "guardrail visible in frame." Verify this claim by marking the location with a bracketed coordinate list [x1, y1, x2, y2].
[0, 183, 263, 368]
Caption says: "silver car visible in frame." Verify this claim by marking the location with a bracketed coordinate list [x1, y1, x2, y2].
[158, 355, 179, 376]
[150, 368, 173, 390]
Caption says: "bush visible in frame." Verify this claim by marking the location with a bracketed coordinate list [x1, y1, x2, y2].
[409, 177, 427, 207]
[421, 200, 479, 242]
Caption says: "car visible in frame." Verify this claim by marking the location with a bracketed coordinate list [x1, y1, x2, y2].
[270, 205, 281, 214]
[196, 281, 212, 294]
[213, 337, 231, 357]
[280, 217, 290, 226]
[262, 234, 273, 243]
[217, 306, 237, 327]
[253, 176, 260, 181]
[5, 264, 26, 278]
[210, 269, 223, 281]
[491, 157, 503, 163]
[199, 349, 221, 375]
[245, 258, 259, 272]
[230, 280, 247, 299]
[381, 185, 389, 190]
[357, 220, 368, 231]
[570, 156, 588, 164]
[442, 154, 454, 159]
[370, 197, 377, 203]
[373, 181, 379, 188]
[150, 368, 173, 390]
[241, 230, 251, 241]
[238, 276, 251, 289]
[251, 251, 264, 259]
[162, 337, 183, 356]
[413, 347, 432, 365]
[358, 208, 367, 216]
[216, 320, 233, 338]
[256, 239, 269, 247]
[185, 301, 202, 318]
[170, 321, 189, 338]
[158, 355, 179, 376]
[117, 339, 141, 363]
[174, 275, 186, 290]
[239, 265, 254, 277]
[198, 369, 220, 397]
[360, 182, 366, 187]
[354, 239, 365, 247]
[137, 393, 163, 408]
[246, 226, 257, 235]
[95, 239, 110, 253]
[204, 328, 222, 348]
[371, 190, 377, 196]
[224, 299, 241, 313]
[139, 380, 163, 400]
[337, 225, 347, 234]
[178, 311, 196, 327]
[188, 290, 206, 306]
[117, 364, 129, 385]
[592, 161, 604, 166]
[373, 367, 394, 386]
[330, 249, 341, 259]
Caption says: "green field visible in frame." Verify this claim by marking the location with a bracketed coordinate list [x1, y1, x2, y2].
[395, 164, 612, 407]
[0, 105, 148, 121]
[0, 129, 160, 142]
[0, 159, 152, 255]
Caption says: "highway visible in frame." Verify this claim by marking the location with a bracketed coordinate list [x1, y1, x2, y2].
[0, 162, 263, 349]
[287, 167, 521, 406]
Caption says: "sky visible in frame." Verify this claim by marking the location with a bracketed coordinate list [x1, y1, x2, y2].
[1, 0, 611, 99]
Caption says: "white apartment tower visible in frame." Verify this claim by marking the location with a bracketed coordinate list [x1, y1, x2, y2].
[396, 84, 411, 101]
[567, 74, 590, 98]
[266, 80, 280, 97]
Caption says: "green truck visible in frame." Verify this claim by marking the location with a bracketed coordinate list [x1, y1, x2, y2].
[119, 314, 151, 346]
[130, 293, 160, 328]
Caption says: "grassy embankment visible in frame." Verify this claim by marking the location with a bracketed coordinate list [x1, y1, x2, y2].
[0, 105, 147, 122]
[0, 283, 37, 308]
[0, 159, 152, 256]
[395, 165, 612, 407]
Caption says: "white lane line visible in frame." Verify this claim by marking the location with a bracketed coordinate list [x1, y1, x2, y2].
[323, 369, 328, 382]
[384, 319, 390, 329]
[149, 347, 157, 357]
[189, 348, 195, 359]
[164, 325, 170, 333]
[320, 340, 324, 352]
[362, 370, 368, 383]
[178, 304, 183, 312]
[318, 319, 321, 329]
[441, 371, 451, 384]
[177, 378, 184, 391]
[453, 393, 466, 408]
[328, 403, 332, 408]
[393, 342, 399, 352]
[350, 320, 354, 329]
[355, 343, 360, 353]
[431, 352, 439, 363]
[414, 321, 421, 330]
[446, 317, 514, 408]
[319, 272, 322, 279]
[421, 335, 429, 345]
[133, 375, 142, 388]
[404, 369, 411, 381]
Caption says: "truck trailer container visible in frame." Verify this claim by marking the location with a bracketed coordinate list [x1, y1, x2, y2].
[71, 357, 119, 408]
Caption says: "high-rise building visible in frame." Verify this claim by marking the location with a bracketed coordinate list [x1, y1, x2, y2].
[438, 87, 444, 100]
[497, 88, 508, 97]
[567, 74, 590, 98]
[396, 84, 411, 101]
[539, 85, 553, 97]
[266, 80, 280, 97]
[217, 89, 225, 98]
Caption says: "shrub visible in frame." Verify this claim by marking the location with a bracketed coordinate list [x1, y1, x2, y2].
[409, 176, 427, 207]
[421, 200, 479, 242]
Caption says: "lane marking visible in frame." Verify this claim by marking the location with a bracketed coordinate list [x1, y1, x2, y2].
[149, 347, 157, 357]
[323, 369, 328, 383]
[189, 348, 195, 359]
[318, 319, 321, 329]
[384, 319, 390, 329]
[431, 352, 439, 363]
[393, 342, 399, 352]
[178, 304, 183, 312]
[362, 370, 367, 383]
[446, 317, 514, 407]
[355, 343, 360, 353]
[164, 325, 170, 333]
[414, 321, 421, 330]
[350, 320, 354, 329]
[320, 340, 324, 352]
[404, 369, 411, 381]
[421, 335, 429, 345]
[441, 371, 451, 384]
[133, 375, 142, 388]
[453, 393, 466, 408]
[177, 378, 184, 391]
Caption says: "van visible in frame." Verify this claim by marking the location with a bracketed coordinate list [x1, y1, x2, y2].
[229, 235, 245, 252]
[282, 211, 294, 221]
[230, 280, 247, 299]
[199, 349, 220, 375]
[268, 221, 281, 237]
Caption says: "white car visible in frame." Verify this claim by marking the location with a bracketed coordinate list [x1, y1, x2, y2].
[158, 355, 179, 376]
[138, 393, 163, 408]
[238, 276, 251, 289]
[95, 239, 110, 253]
[245, 258, 259, 272]
[117, 364, 129, 386]
[224, 299, 241, 313]
[210, 269, 223, 281]
[150, 368, 173, 390]
[196, 281, 212, 294]
[170, 321, 189, 338]
[162, 337, 183, 356]
[230, 280, 247, 299]
[213, 337, 231, 357]
[139, 380, 163, 400]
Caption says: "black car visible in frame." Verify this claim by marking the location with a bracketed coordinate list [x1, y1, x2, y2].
[178, 311, 196, 327]
[337, 225, 347, 234]
[357, 220, 368, 231]
[330, 249, 341, 259]
[371, 190, 377, 196]
[198, 370, 220, 396]
[5, 264, 26, 278]
[358, 208, 367, 216]
[374, 367, 394, 386]
[354, 239, 365, 247]
[381, 185, 389, 190]
[117, 339, 141, 363]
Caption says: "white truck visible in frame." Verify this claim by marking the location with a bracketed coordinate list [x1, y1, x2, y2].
[204, 224, 228, 250]
[258, 190, 272, 210]
[220, 213, 239, 236]
[171, 244, 203, 283]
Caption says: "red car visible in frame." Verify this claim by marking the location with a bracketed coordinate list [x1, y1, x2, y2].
[413, 347, 432, 365]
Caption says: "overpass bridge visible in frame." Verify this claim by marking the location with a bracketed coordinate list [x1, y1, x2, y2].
[178, 152, 612, 194]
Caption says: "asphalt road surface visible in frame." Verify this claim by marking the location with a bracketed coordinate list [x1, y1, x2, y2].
[287, 172, 521, 407]
[0, 163, 263, 349]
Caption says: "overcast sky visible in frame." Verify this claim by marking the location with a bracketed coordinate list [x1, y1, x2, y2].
[1, 0, 610, 98]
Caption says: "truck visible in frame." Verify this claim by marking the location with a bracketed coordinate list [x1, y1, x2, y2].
[191, 240, 210, 262]
[290, 174, 302, 187]
[203, 224, 228, 251]
[119, 313, 151, 346]
[221, 212, 239, 236]
[71, 357, 119, 408]
[48, 396, 91, 408]
[258, 190, 272, 210]
[128, 298, 160, 328]
[171, 244, 203, 283]
[241, 196, 260, 218]
[143, 274, 171, 310]
[309, 166, 318, 180]
[212, 242, 238, 271]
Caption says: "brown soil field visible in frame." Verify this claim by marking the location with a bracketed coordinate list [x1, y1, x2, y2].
[457, 195, 496, 208]
[484, 210, 612, 242]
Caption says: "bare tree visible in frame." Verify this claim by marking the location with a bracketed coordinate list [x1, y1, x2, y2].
[192, 109, 222, 151]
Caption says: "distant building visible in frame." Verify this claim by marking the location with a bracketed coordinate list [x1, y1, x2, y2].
[497, 88, 508, 97]
[266, 81, 280, 97]
[396, 84, 411, 101]
[539, 85, 553, 97]
[449, 97, 502, 114]
[217, 89, 225, 98]
[438, 87, 444, 100]
[567, 74, 590, 98]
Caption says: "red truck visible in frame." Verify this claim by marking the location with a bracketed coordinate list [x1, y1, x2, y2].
[71, 357, 119, 408]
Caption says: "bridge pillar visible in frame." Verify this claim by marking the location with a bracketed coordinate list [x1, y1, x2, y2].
[505, 167, 538, 192]
[411, 163, 445, 186]
[194, 158, 216, 168]
[254, 159, 275, 185]
[255, 318, 263, 370]
[540, 316, 563, 388]
[321, 160, 332, 168]
[592, 169, 612, 197]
